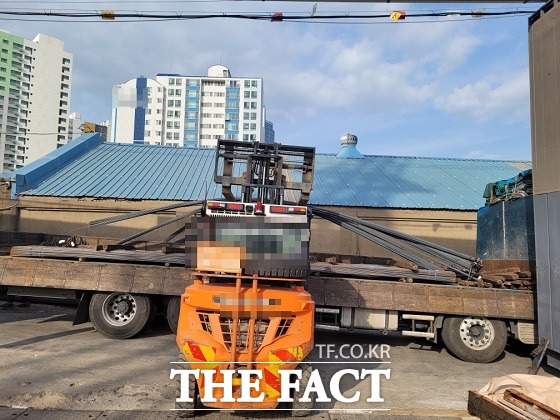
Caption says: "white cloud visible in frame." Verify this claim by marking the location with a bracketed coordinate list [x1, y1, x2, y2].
[433, 69, 529, 122]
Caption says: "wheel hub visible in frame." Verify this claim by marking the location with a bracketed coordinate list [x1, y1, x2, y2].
[102, 293, 137, 326]
[459, 317, 495, 351]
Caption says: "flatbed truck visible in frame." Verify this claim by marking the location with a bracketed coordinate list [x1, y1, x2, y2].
[0, 252, 536, 364]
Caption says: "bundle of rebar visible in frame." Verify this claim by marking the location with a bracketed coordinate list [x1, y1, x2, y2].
[311, 262, 457, 284]
[10, 246, 186, 266]
[309, 206, 482, 281]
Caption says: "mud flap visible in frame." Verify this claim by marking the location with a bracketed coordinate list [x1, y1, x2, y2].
[73, 291, 92, 325]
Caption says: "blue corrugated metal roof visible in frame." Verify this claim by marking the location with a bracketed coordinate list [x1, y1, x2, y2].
[10, 136, 531, 210]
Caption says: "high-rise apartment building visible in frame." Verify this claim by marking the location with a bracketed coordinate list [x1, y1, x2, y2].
[0, 30, 72, 171]
[111, 65, 271, 148]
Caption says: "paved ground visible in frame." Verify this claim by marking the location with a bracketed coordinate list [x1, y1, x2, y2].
[0, 301, 557, 419]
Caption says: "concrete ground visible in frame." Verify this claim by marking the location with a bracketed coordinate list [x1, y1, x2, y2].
[0, 302, 556, 419]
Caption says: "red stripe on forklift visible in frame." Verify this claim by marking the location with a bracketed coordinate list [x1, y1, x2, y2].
[263, 368, 281, 393]
[188, 341, 206, 361]
[273, 349, 297, 363]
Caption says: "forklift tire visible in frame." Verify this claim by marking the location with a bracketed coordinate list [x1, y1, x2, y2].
[89, 292, 153, 339]
[442, 316, 507, 363]
[167, 296, 181, 334]
[292, 363, 314, 417]
[175, 353, 198, 418]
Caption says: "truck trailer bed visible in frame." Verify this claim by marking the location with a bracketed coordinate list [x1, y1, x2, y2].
[0, 256, 535, 320]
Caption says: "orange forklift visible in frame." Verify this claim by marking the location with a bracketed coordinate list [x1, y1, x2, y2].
[175, 140, 316, 416]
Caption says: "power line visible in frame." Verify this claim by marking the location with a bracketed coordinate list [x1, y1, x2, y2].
[0, 9, 537, 23]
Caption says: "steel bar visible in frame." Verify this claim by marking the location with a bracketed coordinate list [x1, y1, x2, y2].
[311, 206, 478, 263]
[312, 206, 479, 278]
[311, 262, 456, 284]
[89, 200, 203, 227]
[10, 246, 186, 265]
[115, 208, 200, 245]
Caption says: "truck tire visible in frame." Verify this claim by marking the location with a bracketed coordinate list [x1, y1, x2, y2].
[167, 296, 181, 334]
[442, 316, 507, 363]
[89, 292, 153, 339]
[175, 353, 198, 418]
[292, 363, 314, 417]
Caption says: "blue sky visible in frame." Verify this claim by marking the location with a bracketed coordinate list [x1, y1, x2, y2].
[0, 1, 537, 160]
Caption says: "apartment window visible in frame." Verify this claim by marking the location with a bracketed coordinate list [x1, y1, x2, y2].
[169, 78, 175, 85]
[156, 120, 162, 125]
[250, 102, 257, 109]
[201, 113, 211, 118]
[185, 122, 197, 129]
[175, 100, 181, 107]
[157, 98, 162, 103]
[200, 124, 211, 129]
[243, 134, 249, 141]
[244, 80, 250, 87]
[214, 113, 224, 118]
[174, 111, 180, 117]
[250, 123, 257, 130]
[244, 91, 250, 98]
[146, 109, 152, 115]
[186, 100, 198, 108]
[167, 110, 173, 117]
[243, 123, 249, 130]
[227, 123, 239, 131]
[173, 133, 180, 140]
[146, 130, 150, 136]
[61, 83, 69, 89]
[61, 75, 70, 81]
[243, 112, 249, 119]
[201, 102, 212, 107]
[214, 102, 224, 107]
[187, 79, 199, 87]
[201, 134, 211, 139]
[186, 112, 198, 119]
[147, 120, 152, 126]
[62, 66, 70, 73]
[166, 132, 172, 139]
[251, 112, 257, 120]
[202, 92, 213, 97]
[251, 81, 258, 87]
[168, 90, 174, 97]
[157, 109, 162, 114]
[225, 112, 239, 120]
[63, 58, 71, 64]
[175, 78, 182, 86]
[174, 122, 180, 129]
[251, 91, 257, 98]
[175, 89, 181, 96]
[167, 100, 174, 106]
[166, 122, 173, 128]
[230, 81, 238, 87]
[250, 134, 256, 141]
[212, 124, 224, 129]
[215, 92, 225, 97]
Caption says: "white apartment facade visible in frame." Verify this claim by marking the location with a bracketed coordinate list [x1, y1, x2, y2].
[0, 30, 72, 171]
[111, 65, 270, 148]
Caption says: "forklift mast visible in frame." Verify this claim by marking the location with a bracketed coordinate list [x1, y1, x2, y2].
[214, 139, 315, 206]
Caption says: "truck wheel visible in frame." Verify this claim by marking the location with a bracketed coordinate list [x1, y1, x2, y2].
[292, 363, 313, 417]
[442, 316, 507, 363]
[175, 353, 198, 418]
[89, 292, 153, 339]
[167, 296, 181, 334]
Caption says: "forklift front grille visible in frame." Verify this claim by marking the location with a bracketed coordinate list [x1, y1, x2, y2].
[220, 318, 269, 352]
